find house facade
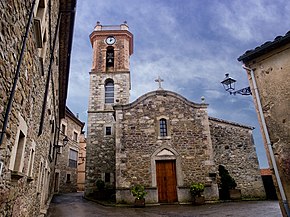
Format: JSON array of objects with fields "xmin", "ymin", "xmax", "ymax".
[
  {"xmin": 85, "ymin": 22, "xmax": 265, "ymax": 204},
  {"xmin": 238, "ymin": 31, "xmax": 290, "ymax": 217},
  {"xmin": 77, "ymin": 132, "xmax": 86, "ymax": 191},
  {"xmin": 0, "ymin": 0, "xmax": 76, "ymax": 216},
  {"xmin": 54, "ymin": 107, "xmax": 84, "ymax": 193}
]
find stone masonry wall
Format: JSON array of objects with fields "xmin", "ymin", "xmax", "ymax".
[
  {"xmin": 88, "ymin": 72, "xmax": 130, "ymax": 110},
  {"xmin": 115, "ymin": 90, "xmax": 214, "ymax": 190},
  {"xmin": 85, "ymin": 112, "xmax": 116, "ymax": 195},
  {"xmin": 0, "ymin": 1, "xmax": 62, "ymax": 216},
  {"xmin": 209, "ymin": 118, "xmax": 265, "ymax": 198}
]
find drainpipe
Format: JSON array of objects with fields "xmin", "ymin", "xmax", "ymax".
[
  {"xmin": 243, "ymin": 65, "xmax": 290, "ymax": 217},
  {"xmin": 38, "ymin": 6, "xmax": 76, "ymax": 136},
  {"xmin": 0, "ymin": 0, "xmax": 36, "ymax": 147},
  {"xmin": 38, "ymin": 11, "xmax": 62, "ymax": 136}
]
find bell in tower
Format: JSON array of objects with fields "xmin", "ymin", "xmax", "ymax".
[
  {"xmin": 90, "ymin": 22, "xmax": 133, "ymax": 73},
  {"xmin": 106, "ymin": 46, "xmax": 114, "ymax": 70}
]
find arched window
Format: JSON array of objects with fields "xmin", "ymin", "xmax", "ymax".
[
  {"xmin": 105, "ymin": 79, "xmax": 114, "ymax": 103},
  {"xmin": 159, "ymin": 118, "xmax": 167, "ymax": 137},
  {"xmin": 106, "ymin": 46, "xmax": 114, "ymax": 69}
]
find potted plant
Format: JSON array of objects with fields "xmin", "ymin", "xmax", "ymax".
[
  {"xmin": 96, "ymin": 179, "xmax": 105, "ymax": 191},
  {"xmin": 218, "ymin": 165, "xmax": 241, "ymax": 200},
  {"xmin": 131, "ymin": 184, "xmax": 147, "ymax": 207},
  {"xmin": 93, "ymin": 179, "xmax": 105, "ymax": 200},
  {"xmin": 190, "ymin": 182, "xmax": 205, "ymax": 205}
]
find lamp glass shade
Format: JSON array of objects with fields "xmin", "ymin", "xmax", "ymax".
[
  {"xmin": 221, "ymin": 74, "xmax": 236, "ymax": 91},
  {"xmin": 63, "ymin": 136, "xmax": 69, "ymax": 146}
]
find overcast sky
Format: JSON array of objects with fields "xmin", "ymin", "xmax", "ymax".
[{"xmin": 67, "ymin": 0, "xmax": 290, "ymax": 168}]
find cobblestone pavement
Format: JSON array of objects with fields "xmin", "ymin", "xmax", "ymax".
[{"xmin": 47, "ymin": 192, "xmax": 282, "ymax": 217}]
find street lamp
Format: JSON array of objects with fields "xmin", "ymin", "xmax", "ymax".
[
  {"xmin": 62, "ymin": 136, "xmax": 69, "ymax": 147},
  {"xmin": 54, "ymin": 135, "xmax": 69, "ymax": 150},
  {"xmin": 221, "ymin": 73, "xmax": 252, "ymax": 95}
]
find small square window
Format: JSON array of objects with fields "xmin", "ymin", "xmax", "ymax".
[
  {"xmin": 105, "ymin": 127, "xmax": 112, "ymax": 136},
  {"xmin": 66, "ymin": 174, "xmax": 71, "ymax": 183},
  {"xmin": 73, "ymin": 132, "xmax": 78, "ymax": 141},
  {"xmin": 105, "ymin": 173, "xmax": 110, "ymax": 182},
  {"xmin": 61, "ymin": 124, "xmax": 66, "ymax": 135}
]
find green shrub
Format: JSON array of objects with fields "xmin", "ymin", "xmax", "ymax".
[
  {"xmin": 131, "ymin": 184, "xmax": 147, "ymax": 200},
  {"xmin": 190, "ymin": 182, "xmax": 205, "ymax": 197},
  {"xmin": 96, "ymin": 179, "xmax": 105, "ymax": 191},
  {"xmin": 218, "ymin": 165, "xmax": 237, "ymax": 190}
]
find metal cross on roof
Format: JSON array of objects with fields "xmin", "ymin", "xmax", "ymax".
[{"xmin": 155, "ymin": 76, "xmax": 164, "ymax": 90}]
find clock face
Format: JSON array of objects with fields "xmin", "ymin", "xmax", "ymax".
[{"xmin": 106, "ymin": 36, "xmax": 116, "ymax": 45}]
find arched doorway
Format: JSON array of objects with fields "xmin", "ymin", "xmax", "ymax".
[{"xmin": 151, "ymin": 146, "xmax": 183, "ymax": 203}]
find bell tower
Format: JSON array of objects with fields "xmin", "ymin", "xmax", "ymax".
[
  {"xmin": 85, "ymin": 22, "xmax": 133, "ymax": 196},
  {"xmin": 89, "ymin": 21, "xmax": 133, "ymax": 110}
]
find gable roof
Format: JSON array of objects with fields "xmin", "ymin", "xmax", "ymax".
[
  {"xmin": 238, "ymin": 30, "xmax": 290, "ymax": 62},
  {"xmin": 114, "ymin": 90, "xmax": 208, "ymax": 110}
]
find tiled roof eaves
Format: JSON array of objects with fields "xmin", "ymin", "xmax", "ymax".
[
  {"xmin": 65, "ymin": 106, "xmax": 85, "ymax": 129},
  {"xmin": 209, "ymin": 116, "xmax": 254, "ymax": 130},
  {"xmin": 237, "ymin": 31, "xmax": 290, "ymax": 62},
  {"xmin": 59, "ymin": 0, "xmax": 77, "ymax": 119}
]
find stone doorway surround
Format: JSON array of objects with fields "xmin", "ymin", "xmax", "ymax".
[{"xmin": 151, "ymin": 145, "xmax": 184, "ymax": 203}]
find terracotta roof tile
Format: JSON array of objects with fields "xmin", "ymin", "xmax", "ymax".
[
  {"xmin": 238, "ymin": 30, "xmax": 290, "ymax": 62},
  {"xmin": 261, "ymin": 168, "xmax": 272, "ymax": 176}
]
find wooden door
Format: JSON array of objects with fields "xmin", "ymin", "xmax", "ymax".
[{"xmin": 156, "ymin": 160, "xmax": 177, "ymax": 203}]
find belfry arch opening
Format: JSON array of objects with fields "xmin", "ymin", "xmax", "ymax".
[{"xmin": 106, "ymin": 46, "xmax": 114, "ymax": 70}]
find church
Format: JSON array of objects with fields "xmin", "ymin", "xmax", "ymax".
[{"xmin": 85, "ymin": 22, "xmax": 265, "ymax": 204}]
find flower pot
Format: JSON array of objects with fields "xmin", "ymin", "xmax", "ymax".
[
  {"xmin": 193, "ymin": 196, "xmax": 205, "ymax": 205},
  {"xmin": 229, "ymin": 189, "xmax": 241, "ymax": 200},
  {"xmin": 134, "ymin": 198, "xmax": 145, "ymax": 207}
]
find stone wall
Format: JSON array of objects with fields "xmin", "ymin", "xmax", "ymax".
[
  {"xmin": 114, "ymin": 90, "xmax": 217, "ymax": 203},
  {"xmin": 0, "ymin": 0, "xmax": 75, "ymax": 216},
  {"xmin": 209, "ymin": 118, "xmax": 266, "ymax": 198},
  {"xmin": 88, "ymin": 72, "xmax": 130, "ymax": 110},
  {"xmin": 85, "ymin": 112, "xmax": 116, "ymax": 195}
]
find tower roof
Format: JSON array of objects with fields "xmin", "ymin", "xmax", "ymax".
[{"xmin": 89, "ymin": 22, "xmax": 133, "ymax": 55}]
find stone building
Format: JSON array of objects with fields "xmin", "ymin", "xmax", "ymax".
[
  {"xmin": 0, "ymin": 0, "xmax": 76, "ymax": 216},
  {"xmin": 238, "ymin": 31, "xmax": 290, "ymax": 216},
  {"xmin": 54, "ymin": 107, "xmax": 84, "ymax": 193},
  {"xmin": 77, "ymin": 131, "xmax": 86, "ymax": 191},
  {"xmin": 85, "ymin": 22, "xmax": 265, "ymax": 204}
]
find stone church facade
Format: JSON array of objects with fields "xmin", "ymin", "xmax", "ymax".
[{"xmin": 85, "ymin": 22, "xmax": 265, "ymax": 203}]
